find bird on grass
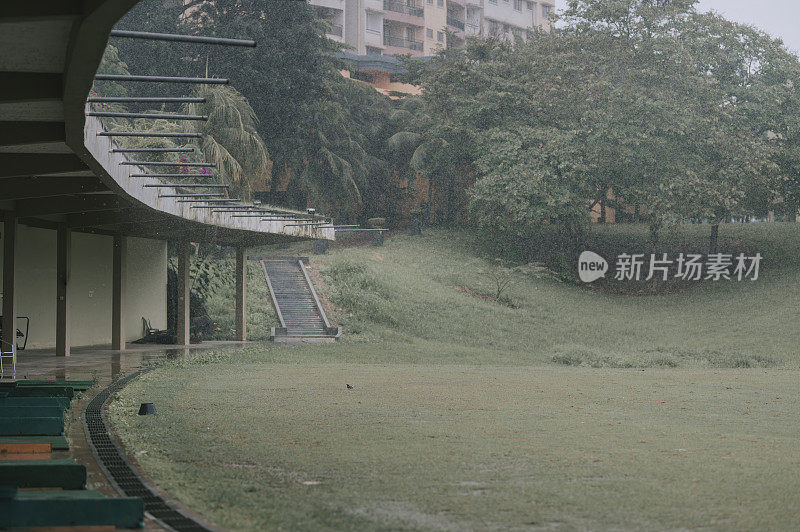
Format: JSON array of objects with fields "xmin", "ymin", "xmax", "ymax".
[{"xmin": 346, "ymin": 384, "xmax": 354, "ymax": 390}]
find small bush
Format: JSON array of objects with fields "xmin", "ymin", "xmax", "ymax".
[{"xmin": 551, "ymin": 346, "xmax": 779, "ymax": 369}]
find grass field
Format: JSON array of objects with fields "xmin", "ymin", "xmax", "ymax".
[{"xmin": 110, "ymin": 223, "xmax": 800, "ymax": 530}]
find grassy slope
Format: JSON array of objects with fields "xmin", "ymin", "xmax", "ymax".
[
  {"xmin": 312, "ymin": 224, "xmax": 800, "ymax": 368},
  {"xmin": 111, "ymin": 223, "xmax": 800, "ymax": 531}
]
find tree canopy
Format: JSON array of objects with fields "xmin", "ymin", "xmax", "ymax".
[{"xmin": 415, "ymin": 0, "xmax": 800, "ymax": 245}]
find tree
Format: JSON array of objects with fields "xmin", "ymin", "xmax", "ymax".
[
  {"xmin": 112, "ymin": 0, "xmax": 404, "ymax": 219},
  {"xmin": 386, "ymin": 96, "xmax": 468, "ymax": 224},
  {"xmin": 679, "ymin": 11, "xmax": 800, "ymax": 247},
  {"xmin": 185, "ymin": 85, "xmax": 271, "ymax": 200},
  {"xmin": 416, "ymin": 0, "xmax": 800, "ymax": 251}
]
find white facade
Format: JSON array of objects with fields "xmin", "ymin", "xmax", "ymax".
[{"xmin": 310, "ymin": 0, "xmax": 553, "ymax": 56}]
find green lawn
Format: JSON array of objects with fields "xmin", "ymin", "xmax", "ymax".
[{"xmin": 110, "ymin": 223, "xmax": 800, "ymax": 531}]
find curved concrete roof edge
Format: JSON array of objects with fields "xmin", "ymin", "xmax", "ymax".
[{"xmin": 60, "ymin": 0, "xmax": 334, "ymax": 245}]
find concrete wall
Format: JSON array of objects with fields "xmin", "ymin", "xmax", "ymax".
[
  {"xmin": 0, "ymin": 223, "xmax": 166, "ymax": 349},
  {"xmin": 123, "ymin": 236, "xmax": 167, "ymax": 342}
]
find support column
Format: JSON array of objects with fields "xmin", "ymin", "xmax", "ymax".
[
  {"xmin": 111, "ymin": 233, "xmax": 126, "ymax": 351},
  {"xmin": 56, "ymin": 223, "xmax": 71, "ymax": 356},
  {"xmin": 235, "ymin": 247, "xmax": 247, "ymax": 342},
  {"xmin": 176, "ymin": 241, "xmax": 191, "ymax": 346},
  {"xmin": 1, "ymin": 212, "xmax": 17, "ymax": 358}
]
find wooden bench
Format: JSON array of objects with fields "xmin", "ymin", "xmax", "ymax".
[
  {"xmin": 0, "ymin": 396, "xmax": 71, "ymax": 410},
  {"xmin": 0, "ymin": 405, "xmax": 63, "ymax": 418},
  {"xmin": 0, "ymin": 416, "xmax": 64, "ymax": 436},
  {"xmin": 12, "ymin": 379, "xmax": 93, "ymax": 391},
  {"xmin": 0, "ymin": 385, "xmax": 75, "ymax": 398},
  {"xmin": 0, "ymin": 489, "xmax": 144, "ymax": 529},
  {"xmin": 0, "ymin": 459, "xmax": 86, "ymax": 489},
  {"xmin": 0, "ymin": 435, "xmax": 69, "ymax": 450}
]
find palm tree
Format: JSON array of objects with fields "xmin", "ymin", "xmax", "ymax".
[{"xmin": 184, "ymin": 85, "xmax": 271, "ymax": 200}]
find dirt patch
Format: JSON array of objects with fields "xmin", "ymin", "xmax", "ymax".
[{"xmin": 453, "ymin": 286, "xmax": 517, "ymax": 308}]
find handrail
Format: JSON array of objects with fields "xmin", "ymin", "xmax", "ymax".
[
  {"xmin": 383, "ymin": 0, "xmax": 424, "ymax": 17},
  {"xmin": 383, "ymin": 34, "xmax": 424, "ymax": 51},
  {"xmin": 298, "ymin": 259, "xmax": 332, "ymax": 329},
  {"xmin": 447, "ymin": 16, "xmax": 466, "ymax": 30},
  {"xmin": 260, "ymin": 261, "xmax": 286, "ymax": 328}
]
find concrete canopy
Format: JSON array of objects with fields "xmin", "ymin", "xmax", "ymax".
[{"xmin": 0, "ymin": 1, "xmax": 334, "ymax": 247}]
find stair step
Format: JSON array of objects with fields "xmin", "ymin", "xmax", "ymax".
[{"xmin": 262, "ymin": 258, "xmax": 338, "ymax": 341}]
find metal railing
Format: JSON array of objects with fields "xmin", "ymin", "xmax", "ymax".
[
  {"xmin": 383, "ymin": 34, "xmax": 424, "ymax": 50},
  {"xmin": 383, "ymin": 0, "xmax": 424, "ymax": 17},
  {"xmin": 447, "ymin": 15, "xmax": 465, "ymax": 30}
]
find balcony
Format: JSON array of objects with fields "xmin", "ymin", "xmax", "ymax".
[
  {"xmin": 383, "ymin": 34, "xmax": 423, "ymax": 51},
  {"xmin": 447, "ymin": 15, "xmax": 466, "ymax": 30},
  {"xmin": 383, "ymin": 0, "xmax": 424, "ymax": 17},
  {"xmin": 327, "ymin": 23, "xmax": 343, "ymax": 37}
]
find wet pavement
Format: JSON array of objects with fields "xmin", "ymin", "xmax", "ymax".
[{"xmin": 12, "ymin": 341, "xmax": 247, "ymax": 531}]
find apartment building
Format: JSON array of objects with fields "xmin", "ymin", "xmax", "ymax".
[{"xmin": 310, "ymin": 0, "xmax": 554, "ymax": 57}]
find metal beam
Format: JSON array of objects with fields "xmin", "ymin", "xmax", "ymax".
[
  {"xmin": 158, "ymin": 193, "xmax": 225, "ymax": 198},
  {"xmin": 97, "ymin": 132, "xmax": 201, "ymax": 138},
  {"xmin": 142, "ymin": 183, "xmax": 228, "ymax": 188},
  {"xmin": 111, "ymin": 147, "xmax": 195, "ymax": 153},
  {"xmin": 130, "ymin": 173, "xmax": 212, "ymax": 178},
  {"xmin": 0, "ymin": 154, "xmax": 89, "ymax": 179},
  {"xmin": 94, "ymin": 74, "xmax": 228, "ymax": 84},
  {"xmin": 0, "ymin": 73, "xmax": 63, "ymax": 102},
  {"xmin": 177, "ymin": 198, "xmax": 238, "ymax": 203},
  {"xmin": 121, "ymin": 161, "xmax": 215, "ymax": 167},
  {"xmin": 0, "ymin": 177, "xmax": 106, "ymax": 200},
  {"xmin": 109, "ymin": 30, "xmax": 256, "ymax": 47},
  {"xmin": 0, "ymin": 122, "xmax": 65, "ymax": 146},
  {"xmin": 87, "ymin": 111, "xmax": 207, "ymax": 121},
  {"xmin": 88, "ymin": 97, "xmax": 205, "ymax": 103},
  {"xmin": 16, "ymin": 194, "xmax": 126, "ymax": 217}
]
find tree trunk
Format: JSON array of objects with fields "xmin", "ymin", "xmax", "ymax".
[
  {"xmin": 709, "ymin": 223, "xmax": 720, "ymax": 255},
  {"xmin": 446, "ymin": 173, "xmax": 457, "ymax": 224},
  {"xmin": 649, "ymin": 222, "xmax": 660, "ymax": 251},
  {"xmin": 570, "ymin": 220, "xmax": 586, "ymax": 253},
  {"xmin": 425, "ymin": 178, "xmax": 434, "ymax": 225},
  {"xmin": 599, "ymin": 198, "xmax": 606, "ymax": 224}
]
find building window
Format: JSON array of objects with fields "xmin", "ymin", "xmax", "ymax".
[
  {"xmin": 427, "ymin": 0, "xmax": 433, "ymax": 3},
  {"xmin": 426, "ymin": 28, "xmax": 433, "ymax": 38},
  {"xmin": 437, "ymin": 31, "xmax": 444, "ymax": 42},
  {"xmin": 514, "ymin": 0, "xmax": 522, "ymax": 10},
  {"xmin": 437, "ymin": 0, "xmax": 443, "ymax": 6},
  {"xmin": 489, "ymin": 0, "xmax": 497, "ymax": 4},
  {"xmin": 366, "ymin": 12, "xmax": 382, "ymax": 33},
  {"xmin": 366, "ymin": 46, "xmax": 382, "ymax": 55},
  {"xmin": 542, "ymin": 3, "xmax": 552, "ymax": 17},
  {"xmin": 526, "ymin": 1, "xmax": 534, "ymax": 10}
]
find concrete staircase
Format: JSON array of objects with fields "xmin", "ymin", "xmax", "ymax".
[{"xmin": 261, "ymin": 257, "xmax": 340, "ymax": 343}]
